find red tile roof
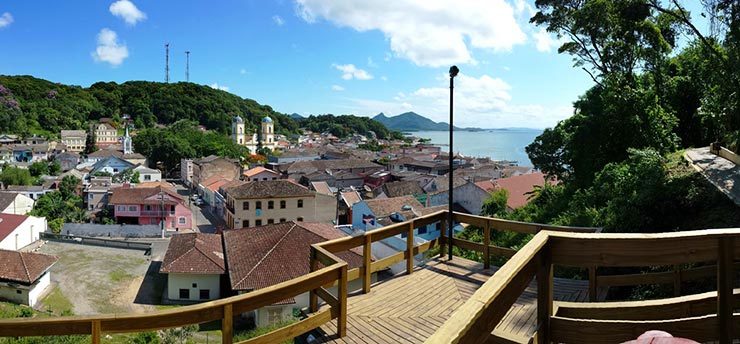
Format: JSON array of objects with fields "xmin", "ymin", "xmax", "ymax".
[
  {"xmin": 160, "ymin": 233, "xmax": 225, "ymax": 274},
  {"xmin": 223, "ymin": 221, "xmax": 364, "ymax": 291},
  {"xmin": 0, "ymin": 249, "xmax": 58, "ymax": 285},
  {"xmin": 364, "ymin": 195, "xmax": 424, "ymax": 218},
  {"xmin": 109, "ymin": 186, "xmax": 184, "ymax": 205},
  {"xmin": 243, "ymin": 166, "xmax": 280, "ymax": 178},
  {"xmin": 483, "ymin": 172, "xmax": 554, "ymax": 209},
  {"xmin": 224, "ymin": 180, "xmax": 314, "ymax": 199},
  {"xmin": 0, "ymin": 213, "xmax": 29, "ymax": 242}
]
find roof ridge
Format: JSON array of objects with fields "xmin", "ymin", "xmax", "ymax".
[
  {"xmin": 236, "ymin": 223, "xmax": 297, "ymax": 288},
  {"xmin": 163, "ymin": 235, "xmax": 199, "ymax": 271},
  {"xmin": 193, "ymin": 236, "xmax": 225, "ymax": 269},
  {"xmin": 19, "ymin": 252, "xmax": 32, "ymax": 283}
]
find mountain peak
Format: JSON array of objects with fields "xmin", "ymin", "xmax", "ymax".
[{"xmin": 372, "ymin": 111, "xmax": 451, "ymax": 131}]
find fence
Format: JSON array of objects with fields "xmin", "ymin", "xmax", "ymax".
[{"xmin": 41, "ymin": 232, "xmax": 152, "ymax": 255}]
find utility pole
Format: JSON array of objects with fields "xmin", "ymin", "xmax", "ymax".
[
  {"xmin": 165, "ymin": 43, "xmax": 170, "ymax": 83},
  {"xmin": 160, "ymin": 190, "xmax": 165, "ymax": 238},
  {"xmin": 185, "ymin": 51, "xmax": 190, "ymax": 82}
]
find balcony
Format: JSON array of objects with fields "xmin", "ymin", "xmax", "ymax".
[{"xmin": 0, "ymin": 210, "xmax": 737, "ymax": 343}]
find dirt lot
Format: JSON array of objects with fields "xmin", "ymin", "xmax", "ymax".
[{"xmin": 36, "ymin": 241, "xmax": 164, "ymax": 315}]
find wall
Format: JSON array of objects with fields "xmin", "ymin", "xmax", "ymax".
[
  {"xmin": 0, "ymin": 282, "xmax": 29, "ymax": 305},
  {"xmin": 428, "ymin": 182, "xmax": 489, "ymax": 215},
  {"xmin": 244, "ymin": 170, "xmax": 280, "ymax": 182},
  {"xmin": 226, "ymin": 193, "xmax": 336, "ymax": 229},
  {"xmin": 0, "ymin": 216, "xmax": 46, "ymax": 251},
  {"xmin": 0, "ymin": 194, "xmax": 34, "ymax": 215},
  {"xmin": 166, "ymin": 273, "xmax": 221, "ymax": 302},
  {"xmin": 27, "ymin": 271, "xmax": 51, "ymax": 307}
]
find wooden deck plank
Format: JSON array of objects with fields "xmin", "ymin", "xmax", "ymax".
[{"xmin": 316, "ymin": 256, "xmax": 596, "ymax": 343}]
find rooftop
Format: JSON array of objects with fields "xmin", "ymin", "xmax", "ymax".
[
  {"xmin": 0, "ymin": 249, "xmax": 58, "ymax": 285},
  {"xmin": 160, "ymin": 233, "xmax": 225, "ymax": 275},
  {"xmin": 224, "ymin": 180, "xmax": 315, "ymax": 199}
]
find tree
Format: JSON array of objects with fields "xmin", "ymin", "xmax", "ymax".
[
  {"xmin": 481, "ymin": 189, "xmax": 509, "ymax": 217},
  {"xmin": 28, "ymin": 161, "xmax": 49, "ymax": 177},
  {"xmin": 84, "ymin": 125, "xmax": 97, "ymax": 155},
  {"xmin": 48, "ymin": 161, "xmax": 61, "ymax": 176},
  {"xmin": 113, "ymin": 169, "xmax": 140, "ymax": 184},
  {"xmin": 0, "ymin": 166, "xmax": 33, "ymax": 186}
]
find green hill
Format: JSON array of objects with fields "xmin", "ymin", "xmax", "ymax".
[
  {"xmin": 0, "ymin": 75, "xmax": 300, "ymax": 138},
  {"xmin": 373, "ymin": 112, "xmax": 459, "ymax": 131}
]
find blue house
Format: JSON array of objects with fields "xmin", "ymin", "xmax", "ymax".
[
  {"xmin": 90, "ymin": 156, "xmax": 135, "ymax": 176},
  {"xmin": 351, "ymin": 195, "xmax": 447, "ymax": 242}
]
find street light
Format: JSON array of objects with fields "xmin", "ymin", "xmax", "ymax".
[{"xmin": 448, "ymin": 65, "xmax": 458, "ymax": 261}]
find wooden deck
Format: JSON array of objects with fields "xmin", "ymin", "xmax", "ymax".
[{"xmin": 315, "ymin": 257, "xmax": 604, "ymax": 343}]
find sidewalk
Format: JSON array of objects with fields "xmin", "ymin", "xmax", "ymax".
[{"xmin": 684, "ymin": 147, "xmax": 740, "ymax": 206}]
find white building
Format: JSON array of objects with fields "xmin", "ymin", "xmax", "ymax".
[
  {"xmin": 0, "ymin": 213, "xmax": 46, "ymax": 251},
  {"xmin": 231, "ymin": 116, "xmax": 277, "ymax": 152},
  {"xmin": 0, "ymin": 250, "xmax": 57, "ymax": 307},
  {"xmin": 160, "ymin": 233, "xmax": 225, "ymax": 303},
  {"xmin": 0, "ymin": 192, "xmax": 34, "ymax": 215},
  {"xmin": 134, "ymin": 165, "xmax": 162, "ymax": 183}
]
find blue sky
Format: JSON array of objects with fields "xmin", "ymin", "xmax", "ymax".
[{"xmin": 0, "ymin": 1, "xmax": 707, "ymax": 128}]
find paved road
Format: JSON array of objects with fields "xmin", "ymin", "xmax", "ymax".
[
  {"xmin": 685, "ymin": 147, "xmax": 740, "ymax": 206},
  {"xmin": 172, "ymin": 182, "xmax": 221, "ymax": 233}
]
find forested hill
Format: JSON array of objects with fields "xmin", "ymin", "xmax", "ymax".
[{"xmin": 0, "ymin": 75, "xmax": 301, "ymax": 137}]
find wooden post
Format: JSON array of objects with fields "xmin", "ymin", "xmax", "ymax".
[
  {"xmin": 588, "ymin": 267, "xmax": 597, "ymax": 302},
  {"xmin": 309, "ymin": 248, "xmax": 318, "ymax": 312},
  {"xmin": 222, "ymin": 304, "xmax": 233, "ymax": 344},
  {"xmin": 537, "ymin": 245, "xmax": 553, "ymax": 344},
  {"xmin": 483, "ymin": 220, "xmax": 491, "ymax": 270},
  {"xmin": 338, "ymin": 264, "xmax": 348, "ymax": 338},
  {"xmin": 717, "ymin": 237, "xmax": 733, "ymax": 344},
  {"xmin": 439, "ymin": 219, "xmax": 447, "ymax": 259},
  {"xmin": 407, "ymin": 223, "xmax": 414, "ymax": 274},
  {"xmin": 363, "ymin": 234, "xmax": 372, "ymax": 294},
  {"xmin": 91, "ymin": 320, "xmax": 101, "ymax": 344},
  {"xmin": 673, "ymin": 264, "xmax": 682, "ymax": 297}
]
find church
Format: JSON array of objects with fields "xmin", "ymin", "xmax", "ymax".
[{"xmin": 231, "ymin": 115, "xmax": 277, "ymax": 153}]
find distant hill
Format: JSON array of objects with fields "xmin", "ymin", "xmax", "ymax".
[
  {"xmin": 373, "ymin": 112, "xmax": 458, "ymax": 131},
  {"xmin": 290, "ymin": 113, "xmax": 304, "ymax": 120}
]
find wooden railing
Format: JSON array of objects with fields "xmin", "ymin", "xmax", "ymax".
[
  {"xmin": 427, "ymin": 228, "xmax": 740, "ymax": 343},
  {"xmin": 710, "ymin": 145, "xmax": 740, "ymax": 165}
]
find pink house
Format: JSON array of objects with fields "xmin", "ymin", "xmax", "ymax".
[{"xmin": 109, "ymin": 185, "xmax": 193, "ymax": 231}]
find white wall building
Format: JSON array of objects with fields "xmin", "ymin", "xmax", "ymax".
[
  {"xmin": 0, "ymin": 213, "xmax": 46, "ymax": 251},
  {"xmin": 0, "ymin": 250, "xmax": 57, "ymax": 307},
  {"xmin": 159, "ymin": 233, "xmax": 225, "ymax": 303},
  {"xmin": 0, "ymin": 192, "xmax": 34, "ymax": 215},
  {"xmin": 134, "ymin": 165, "xmax": 162, "ymax": 183}
]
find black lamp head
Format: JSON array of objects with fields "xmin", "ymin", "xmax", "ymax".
[{"xmin": 449, "ymin": 65, "xmax": 459, "ymax": 78}]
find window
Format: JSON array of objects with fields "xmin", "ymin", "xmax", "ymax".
[
  {"xmin": 256, "ymin": 201, "xmax": 262, "ymax": 210},
  {"xmin": 279, "ymin": 218, "xmax": 286, "ymax": 223},
  {"xmin": 145, "ymin": 205, "xmax": 151, "ymax": 211},
  {"xmin": 280, "ymin": 200, "xmax": 286, "ymax": 209},
  {"xmin": 199, "ymin": 289, "xmax": 210, "ymax": 300},
  {"xmin": 272, "ymin": 177, "xmax": 277, "ymax": 180},
  {"xmin": 297, "ymin": 217, "xmax": 303, "ymax": 222},
  {"xmin": 243, "ymin": 220, "xmax": 249, "ymax": 228},
  {"xmin": 178, "ymin": 217, "xmax": 186, "ymax": 224},
  {"xmin": 418, "ymin": 226, "xmax": 427, "ymax": 235},
  {"xmin": 297, "ymin": 199, "xmax": 303, "ymax": 208},
  {"xmin": 262, "ymin": 177, "xmax": 267, "ymax": 181},
  {"xmin": 118, "ymin": 205, "xmax": 124, "ymax": 211},
  {"xmin": 242, "ymin": 201, "xmax": 249, "ymax": 210},
  {"xmin": 255, "ymin": 219, "xmax": 262, "ymax": 226},
  {"xmin": 128, "ymin": 206, "xmax": 136, "ymax": 211},
  {"xmin": 268, "ymin": 201, "xmax": 274, "ymax": 209},
  {"xmin": 170, "ymin": 206, "xmax": 175, "ymax": 214},
  {"xmin": 192, "ymin": 283, "xmax": 198, "ymax": 288},
  {"xmin": 144, "ymin": 175, "xmax": 151, "ymax": 181},
  {"xmin": 16, "ymin": 290, "xmax": 21, "ymax": 294},
  {"xmin": 179, "ymin": 289, "xmax": 189, "ymax": 299},
  {"xmin": 267, "ymin": 219, "xmax": 274, "ymax": 224}
]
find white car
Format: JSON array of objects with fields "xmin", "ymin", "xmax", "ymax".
[{"xmin": 194, "ymin": 199, "xmax": 204, "ymax": 206}]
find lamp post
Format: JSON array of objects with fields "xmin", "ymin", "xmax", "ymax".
[{"xmin": 448, "ymin": 65, "xmax": 459, "ymax": 261}]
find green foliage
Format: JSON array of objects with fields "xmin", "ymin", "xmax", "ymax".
[
  {"xmin": 133, "ymin": 120, "xmax": 248, "ymax": 173},
  {"xmin": 159, "ymin": 325, "xmax": 198, "ymax": 344},
  {"xmin": 48, "ymin": 161, "xmax": 61, "ymax": 176},
  {"xmin": 301, "ymin": 114, "xmax": 401, "ymax": 140},
  {"xmin": 481, "ymin": 189, "xmax": 509, "ymax": 217},
  {"xmin": 233, "ymin": 318, "xmax": 298, "ymax": 343},
  {"xmin": 30, "ymin": 176, "xmax": 88, "ymax": 226},
  {"xmin": 113, "ymin": 169, "xmax": 140, "ymax": 184},
  {"xmin": 130, "ymin": 332, "xmax": 160, "ymax": 344},
  {"xmin": 358, "ymin": 140, "xmax": 386, "ymax": 152},
  {"xmin": 0, "ymin": 166, "xmax": 34, "ymax": 186},
  {"xmin": 28, "ymin": 161, "xmax": 49, "ymax": 177}
]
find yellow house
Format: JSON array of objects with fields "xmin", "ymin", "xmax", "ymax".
[{"xmin": 223, "ymin": 180, "xmax": 336, "ymax": 229}]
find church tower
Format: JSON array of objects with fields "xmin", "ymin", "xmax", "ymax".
[
  {"xmin": 122, "ymin": 123, "xmax": 133, "ymax": 154},
  {"xmin": 261, "ymin": 116, "xmax": 274, "ymax": 146},
  {"xmin": 232, "ymin": 116, "xmax": 246, "ymax": 145}
]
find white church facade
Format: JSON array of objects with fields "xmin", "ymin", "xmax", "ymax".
[{"xmin": 232, "ymin": 116, "xmax": 277, "ymax": 152}]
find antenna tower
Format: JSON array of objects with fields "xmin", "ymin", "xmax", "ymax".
[
  {"xmin": 185, "ymin": 51, "xmax": 191, "ymax": 82},
  {"xmin": 165, "ymin": 43, "xmax": 170, "ymax": 83}
]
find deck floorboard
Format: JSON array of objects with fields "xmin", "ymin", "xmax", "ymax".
[{"xmin": 315, "ymin": 256, "xmax": 599, "ymax": 343}]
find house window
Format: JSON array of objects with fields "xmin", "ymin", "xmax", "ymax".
[
  {"xmin": 280, "ymin": 200, "xmax": 286, "ymax": 209},
  {"xmin": 144, "ymin": 175, "xmax": 151, "ymax": 181},
  {"xmin": 279, "ymin": 218, "xmax": 286, "ymax": 223},
  {"xmin": 128, "ymin": 206, "xmax": 136, "ymax": 211},
  {"xmin": 256, "ymin": 201, "xmax": 262, "ymax": 210},
  {"xmin": 242, "ymin": 201, "xmax": 249, "ymax": 210},
  {"xmin": 170, "ymin": 206, "xmax": 175, "ymax": 215},
  {"xmin": 199, "ymin": 289, "xmax": 210, "ymax": 300},
  {"xmin": 118, "ymin": 205, "xmax": 124, "ymax": 211},
  {"xmin": 418, "ymin": 226, "xmax": 428, "ymax": 235},
  {"xmin": 179, "ymin": 289, "xmax": 189, "ymax": 299},
  {"xmin": 297, "ymin": 199, "xmax": 303, "ymax": 208},
  {"xmin": 192, "ymin": 283, "xmax": 198, "ymax": 288},
  {"xmin": 297, "ymin": 217, "xmax": 303, "ymax": 222},
  {"xmin": 268, "ymin": 201, "xmax": 274, "ymax": 209},
  {"xmin": 255, "ymin": 219, "xmax": 262, "ymax": 226},
  {"xmin": 145, "ymin": 205, "xmax": 151, "ymax": 211},
  {"xmin": 16, "ymin": 290, "xmax": 21, "ymax": 294},
  {"xmin": 272, "ymin": 177, "xmax": 277, "ymax": 180},
  {"xmin": 178, "ymin": 217, "xmax": 186, "ymax": 224},
  {"xmin": 262, "ymin": 177, "xmax": 267, "ymax": 181},
  {"xmin": 267, "ymin": 219, "xmax": 274, "ymax": 224},
  {"xmin": 243, "ymin": 220, "xmax": 249, "ymax": 228},
  {"xmin": 113, "ymin": 168, "xmax": 119, "ymax": 173}
]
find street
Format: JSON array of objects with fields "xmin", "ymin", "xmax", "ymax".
[{"xmin": 172, "ymin": 181, "xmax": 223, "ymax": 233}]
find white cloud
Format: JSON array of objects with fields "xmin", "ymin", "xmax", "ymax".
[
  {"xmin": 209, "ymin": 83, "xmax": 230, "ymax": 92},
  {"xmin": 533, "ymin": 28, "xmax": 563, "ymax": 53},
  {"xmin": 91, "ymin": 28, "xmax": 129, "ymax": 67},
  {"xmin": 332, "ymin": 63, "xmax": 373, "ymax": 80},
  {"xmin": 240, "ymin": 68, "xmax": 247, "ymax": 75},
  {"xmin": 0, "ymin": 12, "xmax": 13, "ymax": 29},
  {"xmin": 340, "ymin": 73, "xmax": 573, "ymax": 128},
  {"xmin": 109, "ymin": 0, "xmax": 146, "ymax": 25},
  {"xmin": 272, "ymin": 15, "xmax": 285, "ymax": 26},
  {"xmin": 331, "ymin": 85, "xmax": 345, "ymax": 91},
  {"xmin": 296, "ymin": 0, "xmax": 527, "ymax": 67}
]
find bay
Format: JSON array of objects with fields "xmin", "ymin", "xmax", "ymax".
[{"xmin": 410, "ymin": 129, "xmax": 543, "ymax": 167}]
